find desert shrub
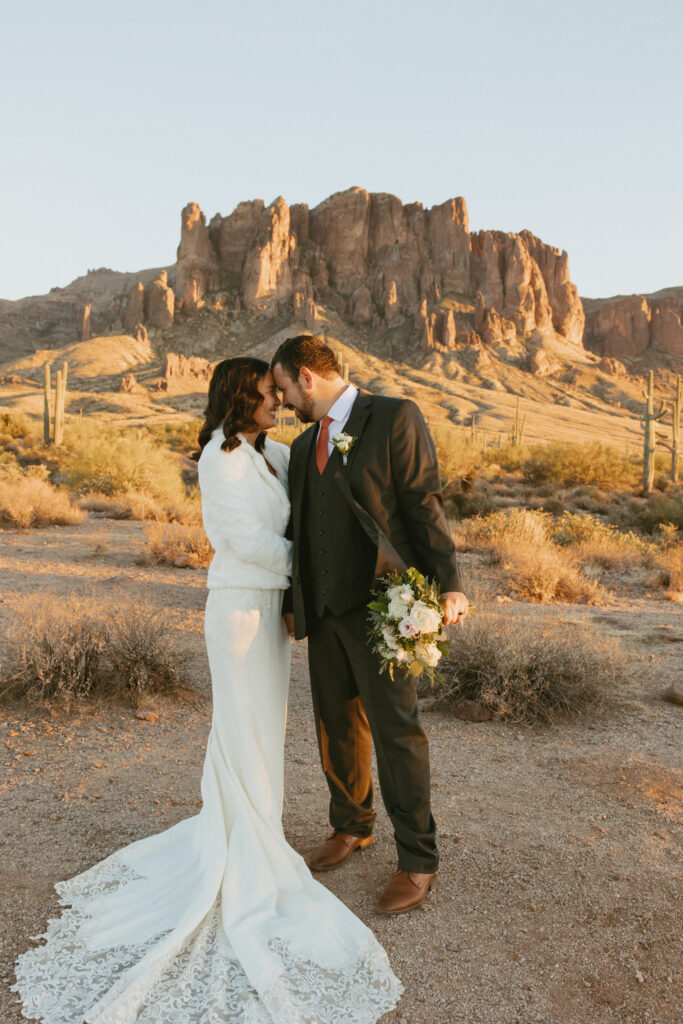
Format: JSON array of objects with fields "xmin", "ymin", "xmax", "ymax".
[
  {"xmin": 0, "ymin": 450, "xmax": 44, "ymax": 479},
  {"xmin": 611, "ymin": 491, "xmax": 683, "ymax": 533},
  {"xmin": 453, "ymin": 508, "xmax": 605, "ymax": 604},
  {"xmin": 520, "ymin": 441, "xmax": 639, "ymax": 489},
  {"xmin": 650, "ymin": 543, "xmax": 683, "ymax": 591},
  {"xmin": 57, "ymin": 420, "xmax": 187, "ymax": 506},
  {"xmin": 104, "ymin": 603, "xmax": 191, "ymax": 702},
  {"xmin": 445, "ymin": 486, "xmax": 498, "ymax": 520},
  {"xmin": 494, "ymin": 537, "xmax": 605, "ymax": 603},
  {"xmin": 432, "ymin": 427, "xmax": 483, "ymax": 483},
  {"xmin": 78, "ymin": 490, "xmax": 167, "ymax": 521},
  {"xmin": 0, "ymin": 474, "xmax": 86, "ymax": 528},
  {"xmin": 1, "ymin": 595, "xmax": 192, "ymax": 707},
  {"xmin": 78, "ymin": 489, "xmax": 202, "ymax": 525},
  {"xmin": 551, "ymin": 511, "xmax": 649, "ymax": 570},
  {"xmin": 0, "ymin": 411, "xmax": 35, "ymax": 442},
  {"xmin": 483, "ymin": 441, "xmax": 534, "ymax": 473},
  {"xmin": 145, "ymin": 418, "xmax": 204, "ymax": 454},
  {"xmin": 427, "ymin": 608, "xmax": 631, "ymax": 724},
  {"xmin": 140, "ymin": 522, "xmax": 213, "ymax": 568},
  {"xmin": 1, "ymin": 596, "xmax": 105, "ymax": 704},
  {"xmin": 455, "ymin": 506, "xmax": 553, "ymax": 552}
]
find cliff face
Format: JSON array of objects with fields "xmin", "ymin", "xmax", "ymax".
[
  {"xmin": 1, "ymin": 188, "xmax": 619, "ymax": 372},
  {"xmin": 583, "ymin": 288, "xmax": 683, "ymax": 361},
  {"xmin": 171, "ymin": 187, "xmax": 585, "ymax": 352}
]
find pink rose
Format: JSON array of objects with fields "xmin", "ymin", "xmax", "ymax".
[{"xmin": 398, "ymin": 617, "xmax": 418, "ymax": 639}]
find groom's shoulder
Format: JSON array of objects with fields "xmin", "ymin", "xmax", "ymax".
[{"xmin": 364, "ymin": 391, "xmax": 424, "ymax": 427}]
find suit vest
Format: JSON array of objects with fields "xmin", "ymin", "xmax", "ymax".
[{"xmin": 303, "ymin": 441, "xmax": 376, "ymax": 618}]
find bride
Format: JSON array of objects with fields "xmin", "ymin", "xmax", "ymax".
[{"xmin": 13, "ymin": 357, "xmax": 402, "ymax": 1024}]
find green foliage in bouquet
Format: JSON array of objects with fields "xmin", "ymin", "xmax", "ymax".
[{"xmin": 368, "ymin": 567, "xmax": 450, "ymax": 685}]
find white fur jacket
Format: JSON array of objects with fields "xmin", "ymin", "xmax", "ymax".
[{"xmin": 198, "ymin": 429, "xmax": 292, "ymax": 590}]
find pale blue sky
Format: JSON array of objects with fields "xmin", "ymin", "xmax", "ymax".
[{"xmin": 1, "ymin": 0, "xmax": 681, "ymax": 301}]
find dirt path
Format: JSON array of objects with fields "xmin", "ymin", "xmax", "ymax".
[{"xmin": 0, "ymin": 520, "xmax": 681, "ymax": 1024}]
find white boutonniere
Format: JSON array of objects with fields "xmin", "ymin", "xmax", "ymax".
[{"xmin": 331, "ymin": 432, "xmax": 356, "ymax": 466}]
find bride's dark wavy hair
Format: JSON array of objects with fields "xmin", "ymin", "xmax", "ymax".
[{"xmin": 193, "ymin": 357, "xmax": 271, "ymax": 460}]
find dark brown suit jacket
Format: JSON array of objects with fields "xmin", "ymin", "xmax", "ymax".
[{"xmin": 286, "ymin": 389, "xmax": 464, "ymax": 640}]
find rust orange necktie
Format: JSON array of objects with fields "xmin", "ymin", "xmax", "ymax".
[{"xmin": 315, "ymin": 415, "xmax": 333, "ymax": 474}]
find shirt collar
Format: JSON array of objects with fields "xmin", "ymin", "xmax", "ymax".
[{"xmin": 326, "ymin": 383, "xmax": 358, "ymax": 425}]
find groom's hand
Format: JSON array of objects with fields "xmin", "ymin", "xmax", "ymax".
[
  {"xmin": 283, "ymin": 612, "xmax": 295, "ymax": 637},
  {"xmin": 440, "ymin": 591, "xmax": 469, "ymax": 626}
]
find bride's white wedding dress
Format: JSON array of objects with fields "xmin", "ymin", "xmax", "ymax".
[{"xmin": 13, "ymin": 430, "xmax": 402, "ymax": 1024}]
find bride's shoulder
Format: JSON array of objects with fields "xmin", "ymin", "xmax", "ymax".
[
  {"xmin": 264, "ymin": 437, "xmax": 291, "ymax": 466},
  {"xmin": 199, "ymin": 432, "xmax": 249, "ymax": 479}
]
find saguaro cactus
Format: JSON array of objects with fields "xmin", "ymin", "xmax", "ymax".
[
  {"xmin": 657, "ymin": 374, "xmax": 681, "ymax": 484},
  {"xmin": 43, "ymin": 364, "xmax": 52, "ymax": 444},
  {"xmin": 672, "ymin": 375, "xmax": 681, "ymax": 483},
  {"xmin": 54, "ymin": 361, "xmax": 68, "ymax": 445},
  {"xmin": 641, "ymin": 369, "xmax": 667, "ymax": 494},
  {"xmin": 42, "ymin": 360, "xmax": 69, "ymax": 445},
  {"xmin": 509, "ymin": 397, "xmax": 526, "ymax": 446}
]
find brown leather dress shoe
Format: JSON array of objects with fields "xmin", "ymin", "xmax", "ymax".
[
  {"xmin": 308, "ymin": 831, "xmax": 374, "ymax": 872},
  {"xmin": 375, "ymin": 869, "xmax": 437, "ymax": 915}
]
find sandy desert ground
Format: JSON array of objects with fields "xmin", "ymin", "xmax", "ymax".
[{"xmin": 0, "ymin": 518, "xmax": 681, "ymax": 1024}]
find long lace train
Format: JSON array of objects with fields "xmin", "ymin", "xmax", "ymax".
[{"xmin": 12, "ymin": 588, "xmax": 402, "ymax": 1023}]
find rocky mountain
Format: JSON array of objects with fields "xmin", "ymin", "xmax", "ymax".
[
  {"xmin": 1, "ymin": 188, "xmax": 680, "ymax": 391},
  {"xmin": 171, "ymin": 189, "xmax": 585, "ymax": 354},
  {"xmin": 0, "ymin": 188, "xmax": 586, "ymax": 364},
  {"xmin": 583, "ymin": 287, "xmax": 683, "ymax": 364}
]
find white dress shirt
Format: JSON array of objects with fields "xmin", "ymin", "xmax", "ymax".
[{"xmin": 318, "ymin": 383, "xmax": 358, "ymax": 456}]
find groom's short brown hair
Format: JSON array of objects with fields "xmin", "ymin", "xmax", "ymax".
[{"xmin": 271, "ymin": 334, "xmax": 341, "ymax": 381}]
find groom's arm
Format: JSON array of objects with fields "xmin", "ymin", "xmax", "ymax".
[
  {"xmin": 389, "ymin": 399, "xmax": 464, "ymax": 596},
  {"xmin": 282, "ymin": 514, "xmax": 294, "ymax": 616}
]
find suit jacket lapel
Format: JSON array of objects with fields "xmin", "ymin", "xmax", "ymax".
[
  {"xmin": 290, "ymin": 424, "xmax": 317, "ymax": 546},
  {"xmin": 328, "ymin": 389, "xmax": 372, "ymax": 471}
]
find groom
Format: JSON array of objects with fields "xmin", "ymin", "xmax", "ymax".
[{"xmin": 271, "ymin": 335, "xmax": 468, "ymax": 915}]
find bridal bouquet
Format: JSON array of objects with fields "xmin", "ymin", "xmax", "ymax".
[{"xmin": 368, "ymin": 567, "xmax": 449, "ymax": 684}]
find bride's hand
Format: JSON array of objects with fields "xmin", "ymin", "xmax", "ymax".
[{"xmin": 283, "ymin": 612, "xmax": 295, "ymax": 637}]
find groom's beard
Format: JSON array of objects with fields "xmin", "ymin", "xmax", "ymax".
[{"xmin": 289, "ymin": 393, "xmax": 315, "ymax": 423}]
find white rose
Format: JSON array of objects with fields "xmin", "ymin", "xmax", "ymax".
[
  {"xmin": 387, "ymin": 584, "xmax": 413, "ymax": 602},
  {"xmin": 406, "ymin": 601, "xmax": 442, "ymax": 635},
  {"xmin": 393, "ymin": 647, "xmax": 410, "ymax": 663},
  {"xmin": 415, "ymin": 642, "xmax": 441, "ymax": 668},
  {"xmin": 382, "ymin": 626, "xmax": 399, "ymax": 651},
  {"xmin": 388, "ymin": 597, "xmax": 410, "ymax": 620}
]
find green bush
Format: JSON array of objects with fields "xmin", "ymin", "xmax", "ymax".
[
  {"xmin": 144, "ymin": 418, "xmax": 204, "ymax": 455},
  {"xmin": 551, "ymin": 511, "xmax": 648, "ymax": 554},
  {"xmin": 432, "ymin": 427, "xmax": 485, "ymax": 483},
  {"xmin": 0, "ymin": 411, "xmax": 36, "ymax": 441},
  {"xmin": 520, "ymin": 441, "xmax": 639, "ymax": 489},
  {"xmin": 58, "ymin": 421, "xmax": 187, "ymax": 506},
  {"xmin": 611, "ymin": 491, "xmax": 683, "ymax": 534}
]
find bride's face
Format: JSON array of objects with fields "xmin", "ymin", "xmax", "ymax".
[{"xmin": 252, "ymin": 371, "xmax": 281, "ymax": 431}]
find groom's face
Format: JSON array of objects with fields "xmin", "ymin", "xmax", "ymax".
[{"xmin": 272, "ymin": 364, "xmax": 315, "ymax": 423}]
